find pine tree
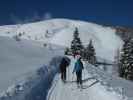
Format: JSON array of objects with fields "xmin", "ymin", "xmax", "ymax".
[
  {"xmin": 13, "ymin": 34, "xmax": 21, "ymax": 41},
  {"xmin": 81, "ymin": 46, "xmax": 87, "ymax": 60},
  {"xmin": 71, "ymin": 27, "xmax": 83, "ymax": 56},
  {"xmin": 119, "ymin": 40, "xmax": 128, "ymax": 78},
  {"xmin": 64, "ymin": 47, "xmax": 70, "ymax": 55},
  {"xmin": 85, "ymin": 40, "xmax": 96, "ymax": 64},
  {"xmin": 119, "ymin": 38, "xmax": 133, "ymax": 80}
]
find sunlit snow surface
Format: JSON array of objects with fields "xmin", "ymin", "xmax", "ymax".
[
  {"xmin": 0, "ymin": 19, "xmax": 126, "ymax": 100},
  {"xmin": 47, "ymin": 57, "xmax": 126, "ymax": 100}
]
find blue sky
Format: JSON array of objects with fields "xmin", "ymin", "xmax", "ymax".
[{"xmin": 0, "ymin": 0, "xmax": 133, "ymax": 26}]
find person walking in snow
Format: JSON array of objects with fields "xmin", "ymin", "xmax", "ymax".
[
  {"xmin": 72, "ymin": 55, "xmax": 84, "ymax": 87},
  {"xmin": 59, "ymin": 57, "xmax": 70, "ymax": 82}
]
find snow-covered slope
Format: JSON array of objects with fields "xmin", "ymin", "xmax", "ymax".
[
  {"xmin": 0, "ymin": 36, "xmax": 64, "ymax": 93},
  {"xmin": 0, "ymin": 19, "xmax": 123, "ymax": 61},
  {"xmin": 0, "ymin": 19, "xmax": 124, "ymax": 100}
]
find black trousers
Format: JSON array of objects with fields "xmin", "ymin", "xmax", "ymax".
[
  {"xmin": 61, "ymin": 69, "xmax": 66, "ymax": 81},
  {"xmin": 76, "ymin": 70, "xmax": 82, "ymax": 85}
]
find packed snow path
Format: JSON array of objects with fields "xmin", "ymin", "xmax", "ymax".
[{"xmin": 47, "ymin": 57, "xmax": 123, "ymax": 100}]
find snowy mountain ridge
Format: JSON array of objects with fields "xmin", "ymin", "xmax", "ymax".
[{"xmin": 0, "ymin": 18, "xmax": 123, "ymax": 61}]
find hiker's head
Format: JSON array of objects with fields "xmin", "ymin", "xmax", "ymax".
[{"xmin": 76, "ymin": 55, "xmax": 81, "ymax": 60}]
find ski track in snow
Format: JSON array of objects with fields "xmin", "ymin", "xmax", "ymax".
[{"xmin": 47, "ymin": 57, "xmax": 123, "ymax": 100}]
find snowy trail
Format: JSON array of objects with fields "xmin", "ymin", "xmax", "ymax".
[{"xmin": 47, "ymin": 57, "xmax": 122, "ymax": 100}]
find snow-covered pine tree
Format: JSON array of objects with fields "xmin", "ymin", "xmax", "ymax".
[
  {"xmin": 45, "ymin": 30, "xmax": 49, "ymax": 38},
  {"xmin": 64, "ymin": 47, "xmax": 70, "ymax": 55},
  {"xmin": 13, "ymin": 34, "xmax": 21, "ymax": 41},
  {"xmin": 119, "ymin": 40, "xmax": 128, "ymax": 78},
  {"xmin": 71, "ymin": 27, "xmax": 83, "ymax": 56},
  {"xmin": 81, "ymin": 46, "xmax": 87, "ymax": 60},
  {"xmin": 85, "ymin": 40, "xmax": 96, "ymax": 64},
  {"xmin": 119, "ymin": 38, "xmax": 133, "ymax": 80}
]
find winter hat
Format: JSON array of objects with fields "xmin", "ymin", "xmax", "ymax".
[{"xmin": 76, "ymin": 54, "xmax": 81, "ymax": 59}]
